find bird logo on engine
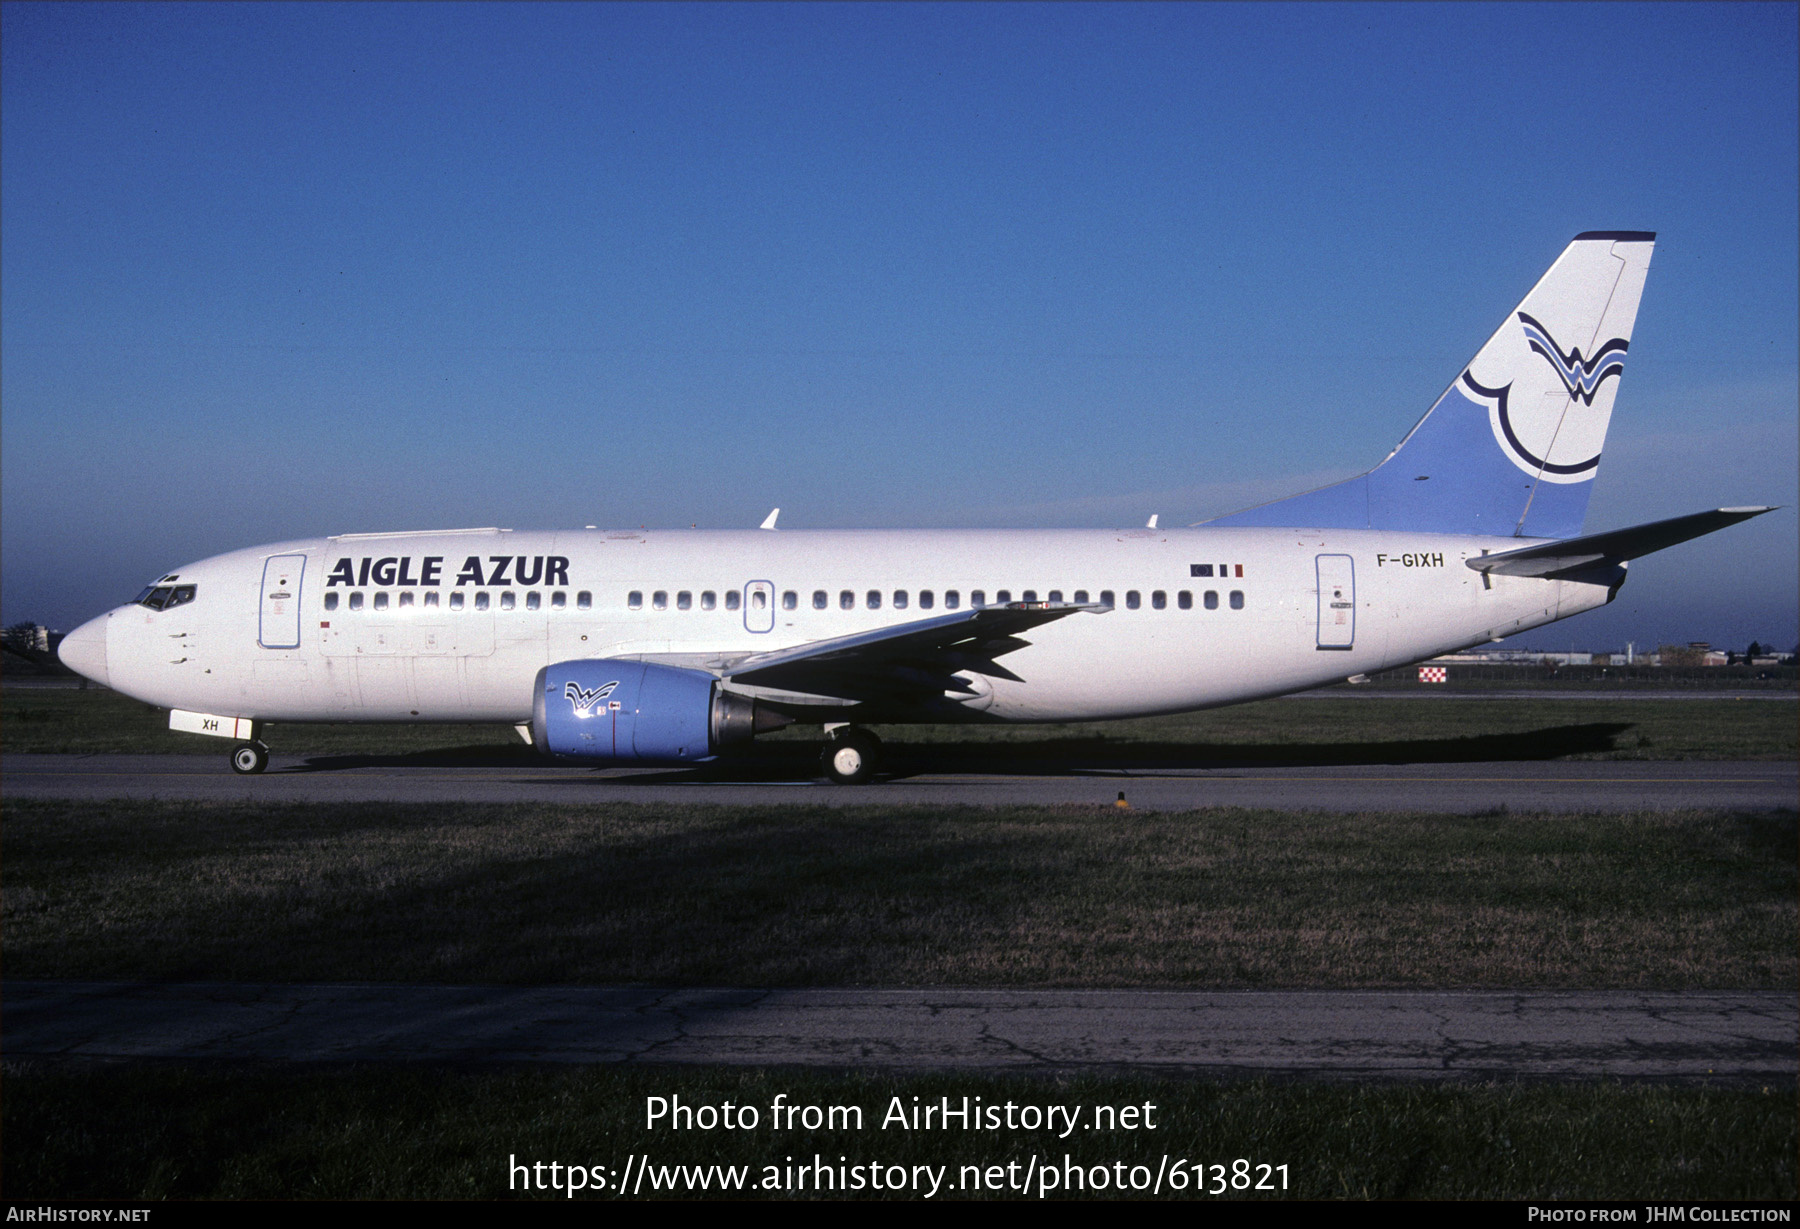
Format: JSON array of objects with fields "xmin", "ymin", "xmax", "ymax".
[{"xmin": 564, "ymin": 679, "xmax": 619, "ymax": 717}]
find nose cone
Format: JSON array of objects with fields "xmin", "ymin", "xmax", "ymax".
[{"xmin": 57, "ymin": 615, "xmax": 110, "ymax": 687}]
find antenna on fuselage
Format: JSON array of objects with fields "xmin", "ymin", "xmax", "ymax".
[
  {"xmin": 760, "ymin": 508, "xmax": 780, "ymax": 530},
  {"xmin": 1145, "ymin": 514, "xmax": 1158, "ymax": 529}
]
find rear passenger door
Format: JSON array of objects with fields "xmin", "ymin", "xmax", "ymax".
[{"xmin": 1315, "ymin": 554, "xmax": 1355, "ymax": 650}]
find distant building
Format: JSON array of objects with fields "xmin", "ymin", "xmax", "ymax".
[{"xmin": 1429, "ymin": 649, "xmax": 1592, "ymax": 666}]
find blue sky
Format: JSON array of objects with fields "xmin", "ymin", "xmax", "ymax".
[{"xmin": 4, "ymin": 2, "xmax": 1795, "ymax": 650}]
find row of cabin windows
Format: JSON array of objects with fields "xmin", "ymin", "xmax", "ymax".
[
  {"xmin": 323, "ymin": 587, "xmax": 1248, "ymax": 615},
  {"xmin": 324, "ymin": 590, "xmax": 594, "ymax": 612},
  {"xmin": 626, "ymin": 588, "xmax": 1247, "ymax": 612}
]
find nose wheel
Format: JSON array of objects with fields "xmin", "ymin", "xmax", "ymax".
[
  {"xmin": 821, "ymin": 728, "xmax": 881, "ymax": 785},
  {"xmin": 230, "ymin": 741, "xmax": 270, "ymax": 775}
]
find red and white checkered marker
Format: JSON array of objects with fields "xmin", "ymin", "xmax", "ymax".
[{"xmin": 1418, "ymin": 666, "xmax": 1447, "ymax": 683}]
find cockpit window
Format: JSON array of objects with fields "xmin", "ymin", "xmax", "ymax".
[{"xmin": 135, "ymin": 583, "xmax": 197, "ymax": 611}]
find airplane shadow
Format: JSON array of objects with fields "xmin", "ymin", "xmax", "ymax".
[
  {"xmin": 539, "ymin": 720, "xmax": 1642, "ymax": 785},
  {"xmin": 287, "ymin": 745, "xmax": 546, "ymax": 773},
  {"xmin": 284, "ymin": 721, "xmax": 1636, "ymax": 781}
]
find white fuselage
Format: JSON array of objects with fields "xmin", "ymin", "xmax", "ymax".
[{"xmin": 82, "ymin": 524, "xmax": 1613, "ymax": 726}]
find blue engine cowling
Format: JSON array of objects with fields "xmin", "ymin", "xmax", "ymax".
[{"xmin": 531, "ymin": 659, "xmax": 766, "ymax": 763}]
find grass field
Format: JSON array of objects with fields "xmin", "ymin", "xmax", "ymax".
[
  {"xmin": 6, "ymin": 687, "xmax": 1794, "ymax": 1202},
  {"xmin": 3, "ymin": 683, "xmax": 1795, "ymax": 762},
  {"xmin": 4, "ymin": 1064, "xmax": 1792, "ymax": 1200},
  {"xmin": 7, "ymin": 800, "xmax": 1792, "ymax": 987}
]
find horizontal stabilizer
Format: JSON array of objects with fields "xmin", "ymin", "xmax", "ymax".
[{"xmin": 1466, "ymin": 507, "xmax": 1776, "ymax": 578}]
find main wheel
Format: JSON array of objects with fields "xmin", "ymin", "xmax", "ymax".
[
  {"xmin": 230, "ymin": 741, "xmax": 269, "ymax": 775},
  {"xmin": 820, "ymin": 729, "xmax": 881, "ymax": 785}
]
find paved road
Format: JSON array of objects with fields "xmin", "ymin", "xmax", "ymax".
[
  {"xmin": 6, "ymin": 753, "xmax": 1794, "ymax": 811},
  {"xmin": 6, "ymin": 982, "xmax": 1790, "ymax": 1081}
]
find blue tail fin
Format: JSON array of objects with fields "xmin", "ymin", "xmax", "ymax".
[{"xmin": 1203, "ymin": 232, "xmax": 1655, "ymax": 539}]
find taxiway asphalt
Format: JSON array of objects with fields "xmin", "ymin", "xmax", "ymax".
[
  {"xmin": 11, "ymin": 751, "xmax": 1793, "ymax": 1083},
  {"xmin": 7, "ymin": 982, "xmax": 1792, "ymax": 1081},
  {"xmin": 5, "ymin": 753, "xmax": 1794, "ymax": 811}
]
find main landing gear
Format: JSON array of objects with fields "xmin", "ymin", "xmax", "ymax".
[
  {"xmin": 821, "ymin": 727, "xmax": 882, "ymax": 785},
  {"xmin": 230, "ymin": 740, "xmax": 270, "ymax": 775}
]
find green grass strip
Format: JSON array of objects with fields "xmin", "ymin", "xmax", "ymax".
[{"xmin": 7, "ymin": 801, "xmax": 1792, "ymax": 987}]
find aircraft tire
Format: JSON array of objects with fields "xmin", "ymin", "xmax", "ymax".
[
  {"xmin": 230, "ymin": 741, "xmax": 269, "ymax": 775},
  {"xmin": 821, "ymin": 729, "xmax": 880, "ymax": 785}
]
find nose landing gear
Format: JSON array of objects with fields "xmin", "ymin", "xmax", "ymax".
[
  {"xmin": 821, "ymin": 727, "xmax": 882, "ymax": 785},
  {"xmin": 230, "ymin": 741, "xmax": 270, "ymax": 775}
]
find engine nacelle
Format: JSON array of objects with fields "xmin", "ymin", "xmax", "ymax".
[{"xmin": 531, "ymin": 659, "xmax": 775, "ymax": 763}]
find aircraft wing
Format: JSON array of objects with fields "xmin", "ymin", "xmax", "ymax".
[
  {"xmin": 1466, "ymin": 507, "xmax": 1777, "ymax": 579},
  {"xmin": 717, "ymin": 602, "xmax": 1102, "ymax": 702}
]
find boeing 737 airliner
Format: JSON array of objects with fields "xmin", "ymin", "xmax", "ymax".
[{"xmin": 57, "ymin": 233, "xmax": 1773, "ymax": 781}]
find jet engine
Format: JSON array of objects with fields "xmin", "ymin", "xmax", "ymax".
[{"xmin": 531, "ymin": 659, "xmax": 786, "ymax": 763}]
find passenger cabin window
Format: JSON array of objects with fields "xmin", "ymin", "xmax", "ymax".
[
  {"xmin": 349, "ymin": 592, "xmax": 364, "ymax": 610},
  {"xmin": 996, "ymin": 590, "xmax": 1011, "ymax": 604},
  {"xmin": 1126, "ymin": 591, "xmax": 1141, "ymax": 610},
  {"xmin": 970, "ymin": 590, "xmax": 985, "ymax": 608},
  {"xmin": 1230, "ymin": 590, "xmax": 1245, "ymax": 609},
  {"xmin": 1074, "ymin": 590, "xmax": 1089, "ymax": 604},
  {"xmin": 1100, "ymin": 590, "xmax": 1114, "ymax": 608},
  {"xmin": 551, "ymin": 591, "xmax": 566, "ymax": 609},
  {"xmin": 944, "ymin": 590, "xmax": 959, "ymax": 609},
  {"xmin": 450, "ymin": 592, "xmax": 465, "ymax": 610},
  {"xmin": 526, "ymin": 592, "xmax": 541, "ymax": 610},
  {"xmin": 475, "ymin": 592, "xmax": 490, "ymax": 610},
  {"xmin": 813, "ymin": 590, "xmax": 828, "ymax": 610},
  {"xmin": 653, "ymin": 591, "xmax": 668, "ymax": 610},
  {"xmin": 1152, "ymin": 591, "xmax": 1166, "ymax": 610},
  {"xmin": 840, "ymin": 590, "xmax": 854, "ymax": 610},
  {"xmin": 701, "ymin": 591, "xmax": 716, "ymax": 610},
  {"xmin": 919, "ymin": 590, "xmax": 934, "ymax": 610},
  {"xmin": 500, "ymin": 592, "xmax": 516, "ymax": 610},
  {"xmin": 425, "ymin": 591, "xmax": 440, "ymax": 608},
  {"xmin": 628, "ymin": 591, "xmax": 643, "ymax": 610},
  {"xmin": 1048, "ymin": 590, "xmax": 1062, "ymax": 603},
  {"xmin": 399, "ymin": 592, "xmax": 414, "ymax": 608},
  {"xmin": 893, "ymin": 590, "xmax": 908, "ymax": 609},
  {"xmin": 1178, "ymin": 590, "xmax": 1192, "ymax": 610},
  {"xmin": 324, "ymin": 592, "xmax": 339, "ymax": 611},
  {"xmin": 866, "ymin": 590, "xmax": 881, "ymax": 610},
  {"xmin": 677, "ymin": 591, "xmax": 692, "ymax": 610},
  {"xmin": 725, "ymin": 590, "xmax": 741, "ymax": 611},
  {"xmin": 374, "ymin": 592, "xmax": 389, "ymax": 610},
  {"xmin": 782, "ymin": 591, "xmax": 797, "ymax": 610},
  {"xmin": 1022, "ymin": 590, "xmax": 1037, "ymax": 603},
  {"xmin": 1204, "ymin": 590, "xmax": 1218, "ymax": 609},
  {"xmin": 577, "ymin": 591, "xmax": 592, "ymax": 610},
  {"xmin": 751, "ymin": 589, "xmax": 767, "ymax": 609}
]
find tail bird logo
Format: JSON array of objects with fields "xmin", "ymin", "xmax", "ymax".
[
  {"xmin": 1517, "ymin": 312, "xmax": 1628, "ymax": 405},
  {"xmin": 564, "ymin": 679, "xmax": 619, "ymax": 717}
]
